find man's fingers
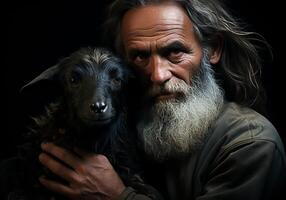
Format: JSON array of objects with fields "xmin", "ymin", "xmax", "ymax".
[
  {"xmin": 39, "ymin": 176, "xmax": 76, "ymax": 198},
  {"xmin": 73, "ymin": 149, "xmax": 112, "ymax": 169},
  {"xmin": 73, "ymin": 147, "xmax": 92, "ymax": 158},
  {"xmin": 41, "ymin": 142, "xmax": 81, "ymax": 168},
  {"xmin": 39, "ymin": 153, "xmax": 80, "ymax": 183}
]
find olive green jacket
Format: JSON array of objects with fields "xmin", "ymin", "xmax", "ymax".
[{"xmin": 118, "ymin": 102, "xmax": 286, "ymax": 200}]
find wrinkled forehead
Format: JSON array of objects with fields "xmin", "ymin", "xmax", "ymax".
[{"xmin": 121, "ymin": 2, "xmax": 191, "ymax": 37}]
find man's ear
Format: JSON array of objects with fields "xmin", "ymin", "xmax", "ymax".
[{"xmin": 209, "ymin": 35, "xmax": 223, "ymax": 64}]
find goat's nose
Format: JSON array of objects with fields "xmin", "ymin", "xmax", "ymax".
[{"xmin": 90, "ymin": 102, "xmax": 108, "ymax": 113}]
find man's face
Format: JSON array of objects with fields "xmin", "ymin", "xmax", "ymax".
[
  {"xmin": 120, "ymin": 2, "xmax": 224, "ymax": 160},
  {"xmin": 121, "ymin": 2, "xmax": 203, "ymax": 103}
]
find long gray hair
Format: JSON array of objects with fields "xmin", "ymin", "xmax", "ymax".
[{"xmin": 103, "ymin": 0, "xmax": 271, "ymax": 113}]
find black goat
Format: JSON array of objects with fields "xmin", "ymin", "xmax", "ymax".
[
  {"xmin": 27, "ymin": 47, "xmax": 130, "ymax": 155},
  {"xmin": 0, "ymin": 47, "xmax": 162, "ymax": 200}
]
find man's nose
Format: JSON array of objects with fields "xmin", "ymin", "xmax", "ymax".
[{"xmin": 149, "ymin": 55, "xmax": 172, "ymax": 84}]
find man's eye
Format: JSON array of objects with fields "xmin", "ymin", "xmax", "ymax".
[
  {"xmin": 130, "ymin": 53, "xmax": 149, "ymax": 67},
  {"xmin": 135, "ymin": 54, "xmax": 148, "ymax": 62},
  {"xmin": 168, "ymin": 50, "xmax": 184, "ymax": 62},
  {"xmin": 135, "ymin": 54, "xmax": 146, "ymax": 61}
]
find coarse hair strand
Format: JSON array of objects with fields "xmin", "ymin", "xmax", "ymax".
[{"xmin": 103, "ymin": 0, "xmax": 272, "ymax": 113}]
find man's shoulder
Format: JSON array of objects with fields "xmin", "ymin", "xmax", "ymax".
[
  {"xmin": 191, "ymin": 102, "xmax": 286, "ymax": 200},
  {"xmin": 209, "ymin": 101, "xmax": 285, "ymax": 153}
]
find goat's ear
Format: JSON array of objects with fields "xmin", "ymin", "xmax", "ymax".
[
  {"xmin": 20, "ymin": 65, "xmax": 62, "ymax": 115},
  {"xmin": 20, "ymin": 65, "xmax": 60, "ymax": 92}
]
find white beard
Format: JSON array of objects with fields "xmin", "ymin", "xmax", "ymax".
[{"xmin": 137, "ymin": 50, "xmax": 224, "ymax": 161}]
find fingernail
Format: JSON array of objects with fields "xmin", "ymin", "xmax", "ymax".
[
  {"xmin": 41, "ymin": 142, "xmax": 48, "ymax": 149},
  {"xmin": 39, "ymin": 153, "xmax": 45, "ymax": 162},
  {"xmin": 39, "ymin": 175, "xmax": 46, "ymax": 183},
  {"xmin": 39, "ymin": 175, "xmax": 45, "ymax": 179}
]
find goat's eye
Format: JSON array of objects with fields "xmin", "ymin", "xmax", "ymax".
[
  {"xmin": 109, "ymin": 68, "xmax": 122, "ymax": 87},
  {"xmin": 69, "ymin": 72, "xmax": 81, "ymax": 85},
  {"xmin": 111, "ymin": 78, "xmax": 121, "ymax": 87}
]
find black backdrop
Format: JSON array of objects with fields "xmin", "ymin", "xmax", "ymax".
[{"xmin": 2, "ymin": 1, "xmax": 285, "ymax": 159}]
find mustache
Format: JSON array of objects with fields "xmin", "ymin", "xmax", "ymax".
[{"xmin": 145, "ymin": 78, "xmax": 190, "ymax": 99}]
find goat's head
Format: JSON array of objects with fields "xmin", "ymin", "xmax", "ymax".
[{"xmin": 22, "ymin": 47, "xmax": 129, "ymax": 129}]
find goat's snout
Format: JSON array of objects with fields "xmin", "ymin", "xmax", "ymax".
[{"xmin": 90, "ymin": 101, "xmax": 108, "ymax": 113}]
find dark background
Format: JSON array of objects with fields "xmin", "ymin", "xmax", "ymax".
[{"xmin": 2, "ymin": 1, "xmax": 285, "ymax": 160}]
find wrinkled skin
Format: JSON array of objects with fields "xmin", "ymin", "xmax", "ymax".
[
  {"xmin": 121, "ymin": 2, "xmax": 221, "ymax": 103},
  {"xmin": 39, "ymin": 2, "xmax": 221, "ymax": 199},
  {"xmin": 39, "ymin": 143, "xmax": 125, "ymax": 200}
]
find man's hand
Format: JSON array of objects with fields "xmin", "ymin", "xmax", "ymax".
[{"xmin": 38, "ymin": 143, "xmax": 126, "ymax": 200}]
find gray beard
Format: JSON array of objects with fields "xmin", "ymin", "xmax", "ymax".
[{"xmin": 137, "ymin": 50, "xmax": 224, "ymax": 161}]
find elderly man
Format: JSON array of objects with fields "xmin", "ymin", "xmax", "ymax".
[{"xmin": 38, "ymin": 0, "xmax": 286, "ymax": 199}]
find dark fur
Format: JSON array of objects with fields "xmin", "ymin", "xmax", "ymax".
[
  {"xmin": 0, "ymin": 47, "xmax": 163, "ymax": 200},
  {"xmin": 30, "ymin": 47, "xmax": 130, "ymax": 156}
]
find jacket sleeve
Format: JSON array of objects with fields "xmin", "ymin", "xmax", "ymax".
[
  {"xmin": 196, "ymin": 139, "xmax": 286, "ymax": 200},
  {"xmin": 116, "ymin": 187, "xmax": 152, "ymax": 200},
  {"xmin": 116, "ymin": 180, "xmax": 165, "ymax": 200}
]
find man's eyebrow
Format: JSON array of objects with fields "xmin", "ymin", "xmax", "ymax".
[
  {"xmin": 127, "ymin": 48, "xmax": 150, "ymax": 58},
  {"xmin": 159, "ymin": 41, "xmax": 190, "ymax": 55}
]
